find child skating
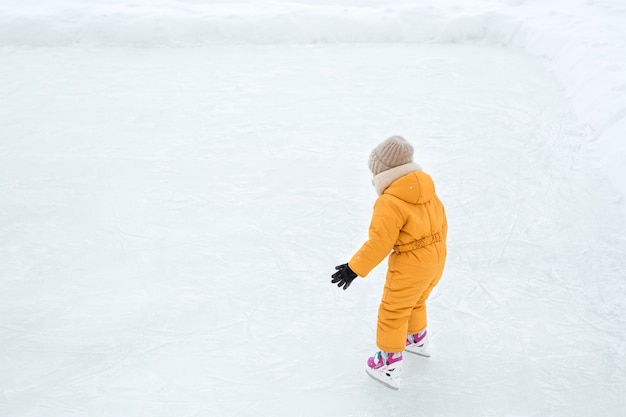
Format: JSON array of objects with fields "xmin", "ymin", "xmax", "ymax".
[{"xmin": 331, "ymin": 136, "xmax": 448, "ymax": 390}]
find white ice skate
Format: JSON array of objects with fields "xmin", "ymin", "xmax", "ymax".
[
  {"xmin": 365, "ymin": 351, "xmax": 403, "ymax": 390},
  {"xmin": 405, "ymin": 330, "xmax": 431, "ymax": 357}
]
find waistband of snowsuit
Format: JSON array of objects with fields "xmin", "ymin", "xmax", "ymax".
[{"xmin": 392, "ymin": 233, "xmax": 441, "ymax": 254}]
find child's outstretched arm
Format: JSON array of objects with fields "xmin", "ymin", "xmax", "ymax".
[
  {"xmin": 348, "ymin": 196, "xmax": 403, "ymax": 277},
  {"xmin": 330, "ymin": 196, "xmax": 403, "ymax": 290}
]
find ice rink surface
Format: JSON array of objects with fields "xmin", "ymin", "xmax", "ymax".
[{"xmin": 1, "ymin": 2, "xmax": 626, "ymax": 417}]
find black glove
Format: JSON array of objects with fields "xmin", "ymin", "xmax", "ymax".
[{"xmin": 331, "ymin": 263, "xmax": 358, "ymax": 290}]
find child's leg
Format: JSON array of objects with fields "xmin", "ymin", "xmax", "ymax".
[
  {"xmin": 407, "ymin": 266, "xmax": 444, "ymax": 334},
  {"xmin": 376, "ymin": 299, "xmax": 414, "ymax": 352},
  {"xmin": 376, "ymin": 268, "xmax": 431, "ymax": 352}
]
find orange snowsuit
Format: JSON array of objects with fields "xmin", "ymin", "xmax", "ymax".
[{"xmin": 348, "ymin": 170, "xmax": 447, "ymax": 353}]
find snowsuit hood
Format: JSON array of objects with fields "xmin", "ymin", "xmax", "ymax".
[{"xmin": 383, "ymin": 170, "xmax": 436, "ymax": 206}]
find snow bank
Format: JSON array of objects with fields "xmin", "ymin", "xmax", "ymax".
[
  {"xmin": 506, "ymin": 3, "xmax": 626, "ymax": 207},
  {"xmin": 0, "ymin": 2, "xmax": 523, "ymax": 47},
  {"xmin": 1, "ymin": 0, "xmax": 624, "ymax": 207}
]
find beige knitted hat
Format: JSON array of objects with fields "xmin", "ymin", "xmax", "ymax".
[{"xmin": 368, "ymin": 136, "xmax": 414, "ymax": 175}]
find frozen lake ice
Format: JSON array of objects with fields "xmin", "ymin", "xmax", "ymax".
[{"xmin": 1, "ymin": 41, "xmax": 625, "ymax": 416}]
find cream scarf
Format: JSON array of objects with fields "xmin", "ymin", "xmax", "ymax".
[{"xmin": 372, "ymin": 162, "xmax": 423, "ymax": 196}]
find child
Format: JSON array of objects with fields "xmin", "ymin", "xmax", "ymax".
[{"xmin": 331, "ymin": 136, "xmax": 447, "ymax": 390}]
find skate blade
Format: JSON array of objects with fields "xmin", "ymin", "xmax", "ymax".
[
  {"xmin": 405, "ymin": 344, "xmax": 431, "ymax": 357},
  {"xmin": 365, "ymin": 368, "xmax": 400, "ymax": 390}
]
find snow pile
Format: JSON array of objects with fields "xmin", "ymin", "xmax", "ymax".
[
  {"xmin": 0, "ymin": 2, "xmax": 524, "ymax": 46},
  {"xmin": 508, "ymin": 2, "xmax": 626, "ymax": 203}
]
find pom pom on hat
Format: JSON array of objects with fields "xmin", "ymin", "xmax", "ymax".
[{"xmin": 368, "ymin": 136, "xmax": 414, "ymax": 176}]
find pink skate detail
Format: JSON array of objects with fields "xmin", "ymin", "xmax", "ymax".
[
  {"xmin": 367, "ymin": 351, "xmax": 402, "ymax": 370},
  {"xmin": 367, "ymin": 354, "xmax": 383, "ymax": 370},
  {"xmin": 387, "ymin": 352, "xmax": 402, "ymax": 365},
  {"xmin": 406, "ymin": 330, "xmax": 427, "ymax": 346}
]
